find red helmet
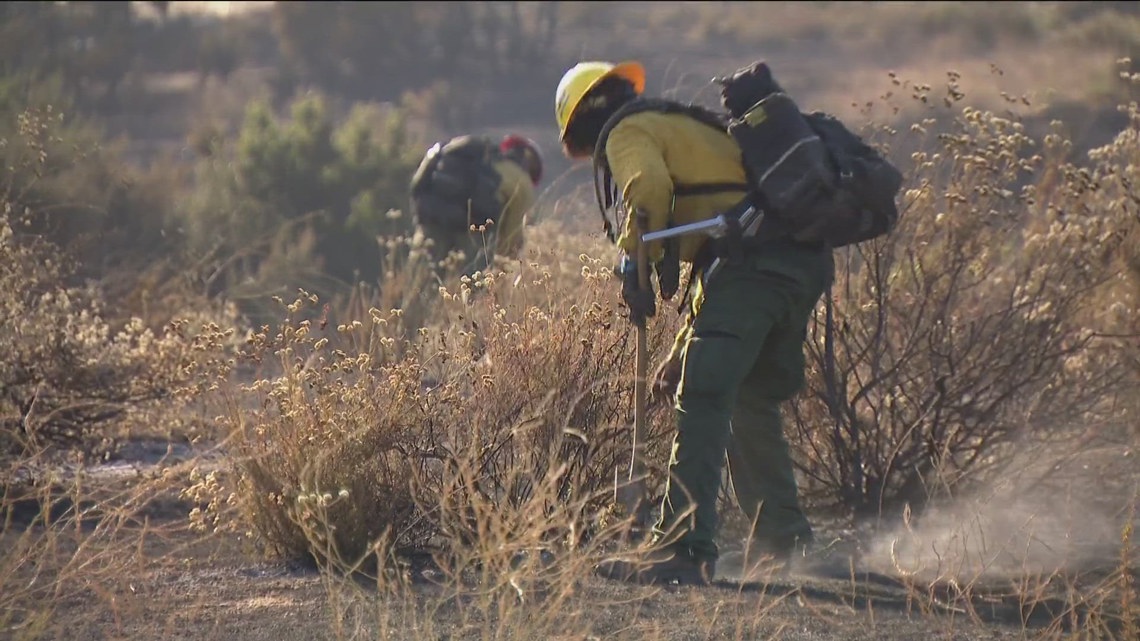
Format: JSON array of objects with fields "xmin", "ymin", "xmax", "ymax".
[{"xmin": 500, "ymin": 134, "xmax": 544, "ymax": 186}]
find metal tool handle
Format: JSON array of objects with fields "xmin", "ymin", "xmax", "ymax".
[
  {"xmin": 641, "ymin": 214, "xmax": 729, "ymax": 243},
  {"xmin": 631, "ymin": 211, "xmax": 650, "ymax": 516}
]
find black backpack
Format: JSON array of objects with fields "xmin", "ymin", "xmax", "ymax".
[
  {"xmin": 593, "ymin": 61, "xmax": 903, "ymax": 251},
  {"xmin": 410, "ymin": 135, "xmax": 505, "ymax": 230}
]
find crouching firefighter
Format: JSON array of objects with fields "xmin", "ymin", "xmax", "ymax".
[
  {"xmin": 409, "ymin": 134, "xmax": 543, "ymax": 283},
  {"xmin": 553, "ymin": 60, "xmax": 902, "ymax": 585}
]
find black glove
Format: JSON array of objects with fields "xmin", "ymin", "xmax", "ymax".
[
  {"xmin": 620, "ymin": 262, "xmax": 656, "ymax": 327},
  {"xmin": 654, "ymin": 238, "xmax": 681, "ymax": 301}
]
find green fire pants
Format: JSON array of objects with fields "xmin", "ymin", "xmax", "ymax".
[{"xmin": 656, "ymin": 241, "xmax": 834, "ymax": 561}]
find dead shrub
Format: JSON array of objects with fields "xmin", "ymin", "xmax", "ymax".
[
  {"xmin": 788, "ymin": 74, "xmax": 1138, "ymax": 523},
  {"xmin": 0, "ymin": 201, "xmax": 236, "ymax": 460},
  {"xmin": 0, "ymin": 104, "xmax": 244, "ymax": 460},
  {"xmin": 205, "ymin": 237, "xmax": 680, "ymax": 567}
]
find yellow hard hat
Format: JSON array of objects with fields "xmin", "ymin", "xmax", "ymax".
[{"xmin": 554, "ymin": 60, "xmax": 646, "ymax": 141}]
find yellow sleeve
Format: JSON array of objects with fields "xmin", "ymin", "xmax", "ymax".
[
  {"xmin": 493, "ymin": 161, "xmax": 535, "ymax": 260},
  {"xmin": 605, "ymin": 117, "xmax": 674, "ymax": 262},
  {"xmin": 668, "ymin": 278, "xmax": 704, "ymax": 361},
  {"xmin": 667, "ymin": 317, "xmax": 692, "ymax": 362}
]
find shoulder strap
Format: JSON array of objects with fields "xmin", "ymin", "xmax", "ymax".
[
  {"xmin": 592, "ymin": 98, "xmax": 729, "ymax": 167},
  {"xmin": 410, "ymin": 141, "xmax": 444, "ymax": 196}
]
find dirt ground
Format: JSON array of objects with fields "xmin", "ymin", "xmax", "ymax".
[
  {"xmin": 8, "ymin": 526, "xmax": 1068, "ymax": 641},
  {"xmin": 5, "ymin": 438, "xmax": 1135, "ymax": 641}
]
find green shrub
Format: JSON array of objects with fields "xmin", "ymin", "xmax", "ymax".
[{"xmin": 178, "ymin": 93, "xmax": 422, "ymax": 324}]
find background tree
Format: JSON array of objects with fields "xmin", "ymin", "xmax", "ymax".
[
  {"xmin": 177, "ymin": 93, "xmax": 422, "ymax": 320},
  {"xmin": 0, "ymin": 2, "xmax": 139, "ymax": 109},
  {"xmin": 196, "ymin": 29, "xmax": 241, "ymax": 87},
  {"xmin": 271, "ymin": 2, "xmax": 561, "ymax": 104}
]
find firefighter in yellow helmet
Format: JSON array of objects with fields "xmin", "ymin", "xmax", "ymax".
[{"xmin": 555, "ymin": 61, "xmax": 835, "ymax": 585}]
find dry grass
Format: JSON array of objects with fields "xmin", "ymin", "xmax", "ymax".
[
  {"xmin": 197, "ymin": 225, "xmax": 682, "ymax": 566},
  {"xmin": 3, "ymin": 50, "xmax": 1140, "ymax": 641}
]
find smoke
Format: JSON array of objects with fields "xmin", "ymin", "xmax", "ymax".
[
  {"xmin": 860, "ymin": 462, "xmax": 1136, "ymax": 582},
  {"xmin": 714, "ymin": 443, "xmax": 1137, "ymax": 584}
]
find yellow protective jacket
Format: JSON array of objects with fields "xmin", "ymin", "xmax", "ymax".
[
  {"xmin": 491, "ymin": 159, "xmax": 535, "ymax": 259},
  {"xmin": 605, "ymin": 110, "xmax": 750, "ymax": 360}
]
